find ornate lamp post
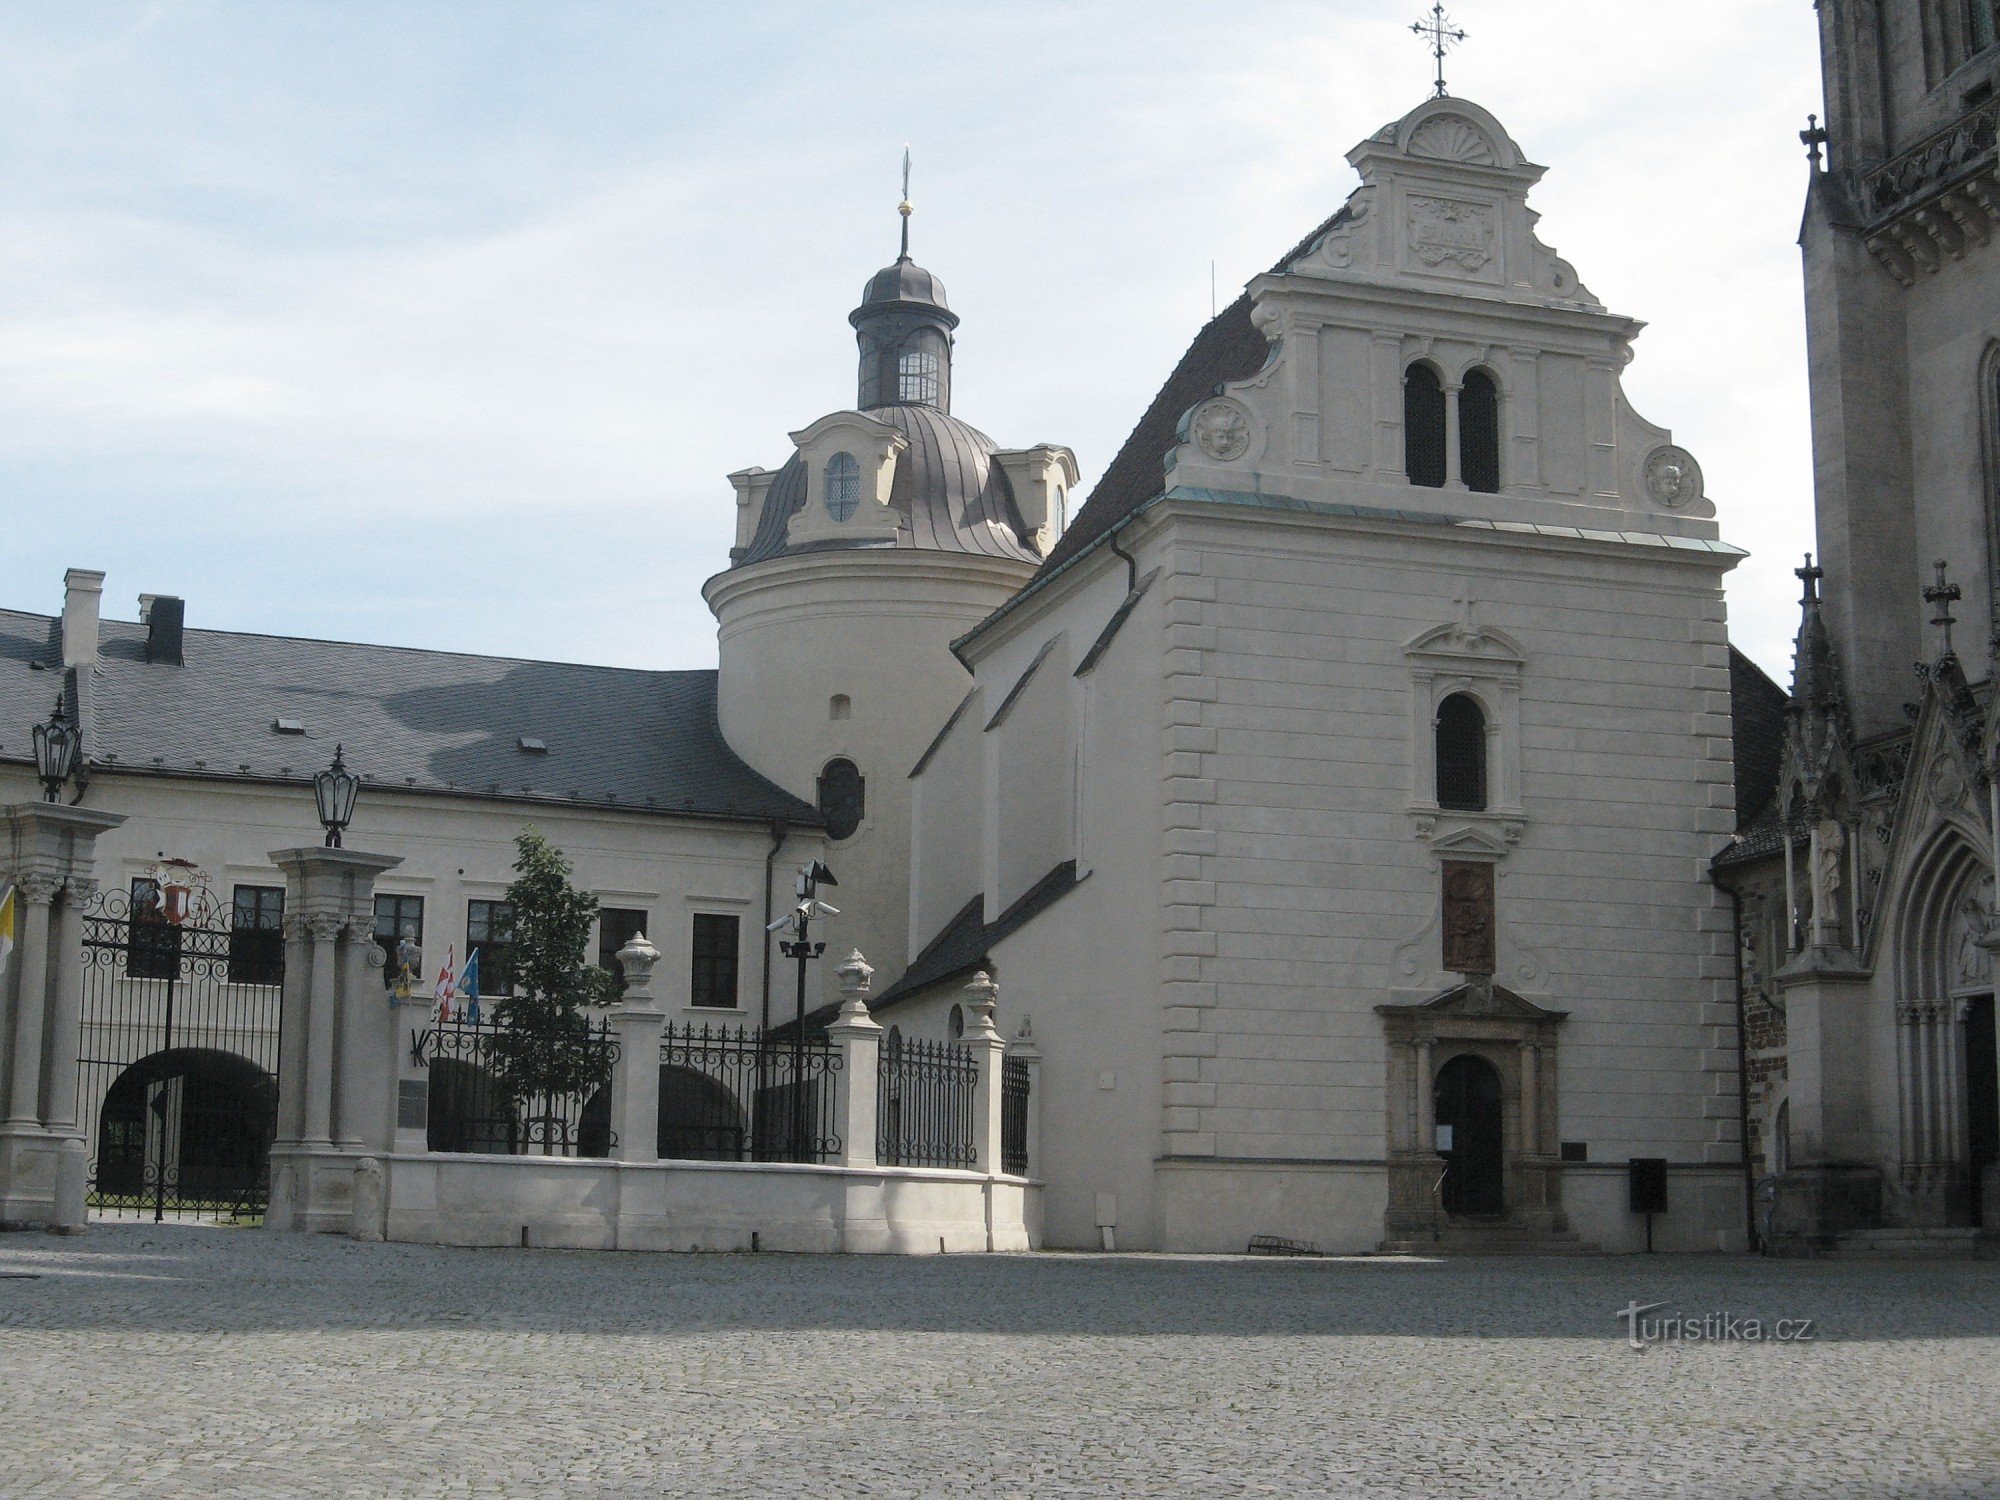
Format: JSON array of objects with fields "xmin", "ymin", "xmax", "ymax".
[
  {"xmin": 31, "ymin": 695, "xmax": 78, "ymax": 802},
  {"xmin": 312, "ymin": 744, "xmax": 360, "ymax": 847},
  {"xmin": 773, "ymin": 860, "xmax": 838, "ymax": 1161}
]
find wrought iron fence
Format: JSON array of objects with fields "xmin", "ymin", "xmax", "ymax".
[
  {"xmin": 1001, "ymin": 1055, "xmax": 1031, "ymax": 1176},
  {"xmin": 877, "ymin": 1032, "xmax": 976, "ymax": 1169},
  {"xmin": 658, "ymin": 1021, "xmax": 841, "ymax": 1164},
  {"xmin": 416, "ymin": 1012, "xmax": 618, "ymax": 1158}
]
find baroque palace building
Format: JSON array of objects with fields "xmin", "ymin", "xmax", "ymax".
[{"xmin": 7, "ymin": 10, "xmax": 1991, "ymax": 1254}]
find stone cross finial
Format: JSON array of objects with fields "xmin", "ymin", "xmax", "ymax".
[
  {"xmin": 1800, "ymin": 114, "xmax": 1828, "ymax": 169},
  {"xmin": 1795, "ymin": 552, "xmax": 1822, "ymax": 604},
  {"xmin": 1924, "ymin": 559, "xmax": 1962, "ymax": 660}
]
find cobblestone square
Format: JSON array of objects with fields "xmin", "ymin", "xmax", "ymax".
[{"xmin": 1, "ymin": 1227, "xmax": 1996, "ymax": 1497}]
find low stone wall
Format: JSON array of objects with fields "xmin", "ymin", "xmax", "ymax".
[{"xmin": 370, "ymin": 1152, "xmax": 1038, "ymax": 1254}]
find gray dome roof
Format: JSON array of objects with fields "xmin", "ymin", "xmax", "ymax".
[
  {"xmin": 737, "ymin": 404, "xmax": 1041, "ymax": 568},
  {"xmin": 855, "ymin": 256, "xmax": 956, "ymax": 323}
]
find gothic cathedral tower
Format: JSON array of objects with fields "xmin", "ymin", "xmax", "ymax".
[{"xmin": 705, "ymin": 216, "xmax": 1077, "ymax": 1002}]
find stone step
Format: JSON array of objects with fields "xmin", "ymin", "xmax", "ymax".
[
  {"xmin": 1823, "ymin": 1226, "xmax": 1991, "ymax": 1259},
  {"xmin": 1379, "ymin": 1225, "xmax": 1601, "ymax": 1256}
]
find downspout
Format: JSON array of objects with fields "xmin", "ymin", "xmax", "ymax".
[
  {"xmin": 761, "ymin": 818, "xmax": 787, "ymax": 1035},
  {"xmin": 1729, "ymin": 884, "xmax": 1758, "ymax": 1252},
  {"xmin": 1108, "ymin": 524, "xmax": 1139, "ymax": 594}
]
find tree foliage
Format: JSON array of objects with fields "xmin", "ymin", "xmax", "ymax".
[{"xmin": 483, "ymin": 828, "xmax": 619, "ymax": 1106}]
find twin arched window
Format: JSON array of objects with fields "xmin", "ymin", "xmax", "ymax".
[
  {"xmin": 1434, "ymin": 693, "xmax": 1488, "ymax": 811},
  {"xmin": 1404, "ymin": 363, "xmax": 1500, "ymax": 494}
]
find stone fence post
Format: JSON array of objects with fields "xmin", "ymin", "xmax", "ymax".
[
  {"xmin": 267, "ymin": 846, "xmax": 402, "ymax": 1233},
  {"xmin": 1005, "ymin": 1014, "xmax": 1043, "ymax": 1178},
  {"xmin": 609, "ymin": 932, "xmax": 664, "ymax": 1163},
  {"xmin": 827, "ymin": 950, "xmax": 882, "ymax": 1169},
  {"xmin": 0, "ymin": 802, "xmax": 125, "ymax": 1232},
  {"xmin": 960, "ymin": 970, "xmax": 1005, "ymax": 1175}
]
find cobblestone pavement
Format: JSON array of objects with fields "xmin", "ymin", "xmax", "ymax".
[{"xmin": 2, "ymin": 1227, "xmax": 1997, "ymax": 1498}]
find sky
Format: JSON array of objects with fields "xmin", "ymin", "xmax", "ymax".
[{"xmin": 0, "ymin": 1, "xmax": 1823, "ymax": 681}]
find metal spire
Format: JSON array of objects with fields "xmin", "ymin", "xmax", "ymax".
[
  {"xmin": 898, "ymin": 146, "xmax": 913, "ymax": 261},
  {"xmin": 1410, "ymin": 4, "xmax": 1467, "ymax": 98}
]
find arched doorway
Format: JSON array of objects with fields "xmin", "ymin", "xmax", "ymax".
[
  {"xmin": 657, "ymin": 1066, "xmax": 747, "ymax": 1160},
  {"xmin": 95, "ymin": 1048, "xmax": 275, "ymax": 1219},
  {"xmin": 1435, "ymin": 1053, "xmax": 1504, "ymax": 1215}
]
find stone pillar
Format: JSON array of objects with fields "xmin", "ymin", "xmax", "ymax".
[
  {"xmin": 1442, "ymin": 383, "xmax": 1464, "ymax": 488},
  {"xmin": 1520, "ymin": 1042, "xmax": 1540, "ymax": 1157},
  {"xmin": 1005, "ymin": 1014, "xmax": 1042, "ymax": 1177},
  {"xmin": 827, "ymin": 950, "xmax": 882, "ymax": 1170},
  {"xmin": 266, "ymin": 846, "xmax": 402, "ymax": 1234},
  {"xmin": 608, "ymin": 932, "xmax": 664, "ymax": 1163},
  {"xmin": 1415, "ymin": 1037, "xmax": 1435, "ymax": 1154},
  {"xmin": 960, "ymin": 971, "xmax": 1005, "ymax": 1175},
  {"xmin": 0, "ymin": 803, "xmax": 124, "ymax": 1233}
]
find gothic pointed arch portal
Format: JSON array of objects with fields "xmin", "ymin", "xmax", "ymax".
[{"xmin": 1890, "ymin": 827, "xmax": 2000, "ymax": 1223}]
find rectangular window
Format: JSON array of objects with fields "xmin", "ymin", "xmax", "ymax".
[
  {"xmin": 126, "ymin": 877, "xmax": 180, "ymax": 980},
  {"xmin": 374, "ymin": 893, "xmax": 425, "ymax": 990},
  {"xmin": 690, "ymin": 913, "xmax": 740, "ymax": 1009},
  {"xmin": 466, "ymin": 899, "xmax": 515, "ymax": 998},
  {"xmin": 598, "ymin": 907, "xmax": 650, "ymax": 995},
  {"xmin": 227, "ymin": 885, "xmax": 286, "ymax": 986}
]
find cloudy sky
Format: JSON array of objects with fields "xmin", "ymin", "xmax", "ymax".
[{"xmin": 0, "ymin": 1, "xmax": 1822, "ymax": 680}]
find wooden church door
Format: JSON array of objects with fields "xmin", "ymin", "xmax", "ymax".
[
  {"xmin": 1967, "ymin": 997, "xmax": 1998, "ymax": 1228},
  {"xmin": 1435, "ymin": 1053, "xmax": 1504, "ymax": 1215}
]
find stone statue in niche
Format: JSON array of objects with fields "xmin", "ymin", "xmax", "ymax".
[
  {"xmin": 1814, "ymin": 819, "xmax": 1844, "ymax": 938},
  {"xmin": 1441, "ymin": 860, "xmax": 1496, "ymax": 975}
]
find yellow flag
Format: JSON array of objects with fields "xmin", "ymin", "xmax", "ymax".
[{"xmin": 0, "ymin": 884, "xmax": 13, "ymax": 974}]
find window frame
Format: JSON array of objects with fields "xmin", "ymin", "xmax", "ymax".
[
  {"xmin": 897, "ymin": 347, "xmax": 940, "ymax": 405},
  {"xmin": 227, "ymin": 884, "xmax": 286, "ymax": 987},
  {"xmin": 690, "ymin": 912, "xmax": 741, "ymax": 1010},
  {"xmin": 1458, "ymin": 368, "xmax": 1501, "ymax": 494},
  {"xmin": 817, "ymin": 757, "xmax": 866, "ymax": 842},
  {"xmin": 823, "ymin": 451, "xmax": 861, "ymax": 522},
  {"xmin": 373, "ymin": 893, "xmax": 426, "ymax": 990},
  {"xmin": 465, "ymin": 899, "xmax": 515, "ymax": 998},
  {"xmin": 1403, "ymin": 361, "xmax": 1448, "ymax": 489},
  {"xmin": 1434, "ymin": 693, "xmax": 1490, "ymax": 812}
]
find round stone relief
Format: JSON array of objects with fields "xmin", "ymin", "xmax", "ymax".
[
  {"xmin": 1190, "ymin": 399, "xmax": 1252, "ymax": 461},
  {"xmin": 1643, "ymin": 445, "xmax": 1703, "ymax": 508}
]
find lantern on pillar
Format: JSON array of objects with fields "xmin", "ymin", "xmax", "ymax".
[
  {"xmin": 31, "ymin": 694, "xmax": 79, "ymax": 803},
  {"xmin": 312, "ymin": 744, "xmax": 361, "ymax": 848}
]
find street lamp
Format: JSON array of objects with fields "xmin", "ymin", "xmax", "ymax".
[
  {"xmin": 771, "ymin": 860, "xmax": 838, "ymax": 1161},
  {"xmin": 31, "ymin": 695, "xmax": 78, "ymax": 803},
  {"xmin": 312, "ymin": 744, "xmax": 360, "ymax": 847}
]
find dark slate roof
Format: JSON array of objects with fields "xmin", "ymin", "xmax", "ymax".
[
  {"xmin": 737, "ymin": 403, "xmax": 1041, "ymax": 568},
  {"xmin": 873, "ymin": 859, "xmax": 1084, "ymax": 1011},
  {"xmin": 1729, "ymin": 646, "xmax": 1788, "ymax": 830},
  {"xmin": 1031, "ymin": 204, "xmax": 1351, "ymax": 580},
  {"xmin": 0, "ymin": 607, "xmax": 818, "ymax": 825},
  {"xmin": 855, "ymin": 256, "xmax": 955, "ymax": 321}
]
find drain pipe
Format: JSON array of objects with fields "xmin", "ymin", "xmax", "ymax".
[
  {"xmin": 761, "ymin": 818, "xmax": 787, "ymax": 1035},
  {"xmin": 1108, "ymin": 524, "xmax": 1139, "ymax": 593}
]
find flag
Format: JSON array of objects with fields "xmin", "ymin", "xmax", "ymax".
[
  {"xmin": 0, "ymin": 884, "xmax": 13, "ymax": 978},
  {"xmin": 456, "ymin": 949, "xmax": 481, "ymax": 1024},
  {"xmin": 433, "ymin": 944, "xmax": 456, "ymax": 1022}
]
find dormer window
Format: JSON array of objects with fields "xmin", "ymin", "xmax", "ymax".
[
  {"xmin": 824, "ymin": 452, "xmax": 860, "ymax": 522},
  {"xmin": 897, "ymin": 349, "xmax": 939, "ymax": 404}
]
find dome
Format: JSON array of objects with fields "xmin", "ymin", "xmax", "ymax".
[
  {"xmin": 854, "ymin": 256, "xmax": 957, "ymax": 324},
  {"xmin": 736, "ymin": 404, "xmax": 1040, "ymax": 568}
]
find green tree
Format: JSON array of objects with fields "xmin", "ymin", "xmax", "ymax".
[{"xmin": 482, "ymin": 829, "xmax": 619, "ymax": 1114}]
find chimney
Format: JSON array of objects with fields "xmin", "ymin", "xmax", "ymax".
[
  {"xmin": 144, "ymin": 595, "xmax": 185, "ymax": 666},
  {"xmin": 61, "ymin": 568, "xmax": 104, "ymax": 670}
]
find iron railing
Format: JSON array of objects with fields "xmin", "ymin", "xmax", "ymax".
[
  {"xmin": 877, "ymin": 1033, "xmax": 976, "ymax": 1169},
  {"xmin": 1001, "ymin": 1055, "xmax": 1031, "ymax": 1176},
  {"xmin": 416, "ymin": 1012, "xmax": 618, "ymax": 1158},
  {"xmin": 658, "ymin": 1021, "xmax": 842, "ymax": 1164}
]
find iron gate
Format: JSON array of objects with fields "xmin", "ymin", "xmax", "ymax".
[{"xmin": 75, "ymin": 871, "xmax": 283, "ymax": 1221}]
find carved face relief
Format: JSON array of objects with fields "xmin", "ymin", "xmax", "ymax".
[
  {"xmin": 1191, "ymin": 399, "xmax": 1251, "ymax": 461},
  {"xmin": 1407, "ymin": 197, "xmax": 1493, "ymax": 273},
  {"xmin": 1643, "ymin": 446, "xmax": 1703, "ymax": 509}
]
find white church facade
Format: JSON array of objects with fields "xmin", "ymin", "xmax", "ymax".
[{"xmin": 5, "ymin": 20, "xmax": 1989, "ymax": 1256}]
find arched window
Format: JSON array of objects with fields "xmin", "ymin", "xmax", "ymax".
[
  {"xmin": 1404, "ymin": 363, "xmax": 1447, "ymax": 488},
  {"xmin": 1434, "ymin": 693, "xmax": 1487, "ymax": 811},
  {"xmin": 828, "ymin": 694, "xmax": 851, "ymax": 721},
  {"xmin": 898, "ymin": 348, "xmax": 939, "ymax": 404},
  {"xmin": 948, "ymin": 1004, "xmax": 965, "ymax": 1039},
  {"xmin": 818, "ymin": 758, "xmax": 865, "ymax": 840},
  {"xmin": 823, "ymin": 452, "xmax": 860, "ymax": 521},
  {"xmin": 1460, "ymin": 369, "xmax": 1500, "ymax": 494}
]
